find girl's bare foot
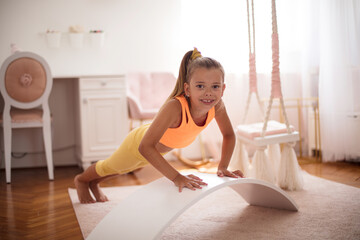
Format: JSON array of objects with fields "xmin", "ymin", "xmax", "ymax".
[
  {"xmin": 89, "ymin": 181, "xmax": 109, "ymax": 202},
  {"xmin": 74, "ymin": 175, "xmax": 96, "ymax": 204}
]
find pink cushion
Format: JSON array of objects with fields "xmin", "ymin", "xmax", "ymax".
[
  {"xmin": 0, "ymin": 108, "xmax": 43, "ymax": 123},
  {"xmin": 236, "ymin": 120, "xmax": 294, "ymax": 140}
]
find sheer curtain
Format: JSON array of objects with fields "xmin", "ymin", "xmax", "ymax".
[{"xmin": 304, "ymin": 0, "xmax": 360, "ymax": 161}]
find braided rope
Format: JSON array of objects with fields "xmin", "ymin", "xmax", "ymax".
[
  {"xmin": 255, "ymin": 91, "xmax": 265, "ymax": 119},
  {"xmin": 271, "ymin": 33, "xmax": 282, "ymax": 98},
  {"xmin": 246, "ymin": 0, "xmax": 252, "ymax": 54},
  {"xmin": 242, "ymin": 91, "xmax": 265, "ymax": 124},
  {"xmin": 242, "ymin": 90, "xmax": 252, "ymax": 124},
  {"xmin": 249, "ymin": 53, "xmax": 257, "ymax": 93},
  {"xmin": 260, "ymin": 0, "xmax": 293, "ymax": 136},
  {"xmin": 272, "ymin": 0, "xmax": 278, "ymax": 34},
  {"xmin": 272, "ymin": 0, "xmax": 291, "ymax": 133},
  {"xmin": 251, "ymin": 0, "xmax": 256, "ymax": 54},
  {"xmin": 244, "ymin": 0, "xmax": 292, "ymax": 136},
  {"xmin": 279, "ymin": 97, "xmax": 292, "ymax": 133},
  {"xmin": 243, "ymin": 0, "xmax": 259, "ymax": 124},
  {"xmin": 246, "ymin": 0, "xmax": 256, "ymax": 54},
  {"xmin": 261, "ymin": 96, "xmax": 274, "ymax": 137},
  {"xmin": 247, "ymin": 0, "xmax": 257, "ymax": 91}
]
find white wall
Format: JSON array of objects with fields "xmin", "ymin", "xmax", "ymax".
[{"xmin": 0, "ymin": 0, "xmax": 183, "ymax": 76}]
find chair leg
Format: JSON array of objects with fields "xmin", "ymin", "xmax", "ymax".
[
  {"xmin": 173, "ymin": 149, "xmax": 209, "ymax": 168},
  {"xmin": 3, "ymin": 123, "xmax": 12, "ymax": 183},
  {"xmin": 43, "ymin": 120, "xmax": 54, "ymax": 180},
  {"xmin": 129, "ymin": 119, "xmax": 133, "ymax": 131},
  {"xmin": 173, "ymin": 134, "xmax": 210, "ymax": 168},
  {"xmin": 198, "ymin": 134, "xmax": 207, "ymax": 162}
]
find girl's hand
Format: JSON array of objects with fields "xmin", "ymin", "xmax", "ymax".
[
  {"xmin": 173, "ymin": 174, "xmax": 208, "ymax": 192},
  {"xmin": 217, "ymin": 169, "xmax": 244, "ymax": 178}
]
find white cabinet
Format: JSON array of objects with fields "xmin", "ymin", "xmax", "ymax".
[{"xmin": 75, "ymin": 76, "xmax": 128, "ymax": 169}]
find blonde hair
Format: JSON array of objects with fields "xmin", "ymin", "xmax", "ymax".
[{"xmin": 167, "ymin": 48, "xmax": 225, "ymax": 101}]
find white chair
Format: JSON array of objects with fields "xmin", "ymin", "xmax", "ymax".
[{"xmin": 0, "ymin": 51, "xmax": 54, "ymax": 183}]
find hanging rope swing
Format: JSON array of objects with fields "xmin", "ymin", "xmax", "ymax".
[
  {"xmin": 230, "ymin": 0, "xmax": 304, "ymax": 191},
  {"xmin": 242, "ymin": 0, "xmax": 264, "ymax": 124}
]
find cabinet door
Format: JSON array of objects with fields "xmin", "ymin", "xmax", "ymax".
[{"xmin": 81, "ymin": 94, "xmax": 128, "ymax": 158}]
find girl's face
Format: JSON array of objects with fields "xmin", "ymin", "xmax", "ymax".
[{"xmin": 184, "ymin": 67, "xmax": 225, "ymax": 111}]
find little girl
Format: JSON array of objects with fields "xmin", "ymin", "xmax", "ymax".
[{"xmin": 75, "ymin": 48, "xmax": 243, "ymax": 203}]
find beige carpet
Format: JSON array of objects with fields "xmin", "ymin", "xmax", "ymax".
[{"xmin": 68, "ymin": 172, "xmax": 360, "ymax": 240}]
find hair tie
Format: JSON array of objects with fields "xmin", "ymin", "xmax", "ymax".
[{"xmin": 190, "ymin": 47, "xmax": 202, "ymax": 60}]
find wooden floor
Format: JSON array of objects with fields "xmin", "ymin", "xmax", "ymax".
[{"xmin": 1, "ymin": 159, "xmax": 359, "ymax": 240}]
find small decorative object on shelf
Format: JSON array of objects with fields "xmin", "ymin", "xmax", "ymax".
[
  {"xmin": 46, "ymin": 29, "xmax": 61, "ymax": 48},
  {"xmin": 89, "ymin": 30, "xmax": 103, "ymax": 33},
  {"xmin": 69, "ymin": 25, "xmax": 84, "ymax": 48},
  {"xmin": 89, "ymin": 30, "xmax": 105, "ymax": 48}
]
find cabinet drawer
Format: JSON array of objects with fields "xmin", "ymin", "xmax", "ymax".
[{"xmin": 79, "ymin": 76, "xmax": 126, "ymax": 91}]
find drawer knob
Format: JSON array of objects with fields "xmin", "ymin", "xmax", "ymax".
[{"xmin": 101, "ymin": 81, "xmax": 107, "ymax": 86}]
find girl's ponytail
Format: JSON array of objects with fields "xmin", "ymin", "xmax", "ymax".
[{"xmin": 167, "ymin": 48, "xmax": 202, "ymax": 101}]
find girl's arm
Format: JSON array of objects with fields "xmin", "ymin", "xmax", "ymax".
[
  {"xmin": 214, "ymin": 100, "xmax": 243, "ymax": 178},
  {"xmin": 139, "ymin": 99, "xmax": 206, "ymax": 191}
]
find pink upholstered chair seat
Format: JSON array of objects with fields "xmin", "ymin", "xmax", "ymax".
[
  {"xmin": 0, "ymin": 108, "xmax": 47, "ymax": 124},
  {"xmin": 236, "ymin": 120, "xmax": 294, "ymax": 140}
]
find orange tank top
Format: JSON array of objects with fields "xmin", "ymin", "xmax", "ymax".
[{"xmin": 159, "ymin": 95, "xmax": 215, "ymax": 148}]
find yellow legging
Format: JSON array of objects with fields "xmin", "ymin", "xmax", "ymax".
[{"xmin": 96, "ymin": 124, "xmax": 165, "ymax": 176}]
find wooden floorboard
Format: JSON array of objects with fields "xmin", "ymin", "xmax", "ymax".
[{"xmin": 0, "ymin": 159, "xmax": 359, "ymax": 240}]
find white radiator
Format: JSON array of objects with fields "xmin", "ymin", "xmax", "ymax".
[
  {"xmin": 308, "ymin": 111, "xmax": 360, "ymax": 160},
  {"xmin": 307, "ymin": 109, "xmax": 320, "ymax": 157},
  {"xmin": 345, "ymin": 112, "xmax": 360, "ymax": 160}
]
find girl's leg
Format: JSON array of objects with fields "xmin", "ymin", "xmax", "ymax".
[
  {"xmin": 76, "ymin": 125, "xmax": 149, "ymax": 203},
  {"xmin": 74, "ymin": 163, "xmax": 109, "ymax": 203},
  {"xmin": 89, "ymin": 174, "xmax": 117, "ymax": 202}
]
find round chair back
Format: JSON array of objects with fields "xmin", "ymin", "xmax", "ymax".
[{"xmin": 5, "ymin": 57, "xmax": 47, "ymax": 103}]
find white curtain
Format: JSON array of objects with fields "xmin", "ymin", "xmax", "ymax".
[{"xmin": 304, "ymin": 0, "xmax": 360, "ymax": 161}]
